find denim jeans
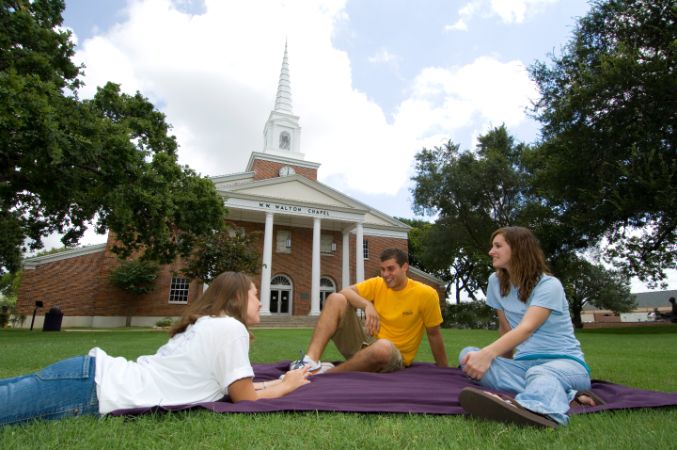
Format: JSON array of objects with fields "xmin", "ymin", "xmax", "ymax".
[
  {"xmin": 459, "ymin": 346, "xmax": 591, "ymax": 425},
  {"xmin": 0, "ymin": 355, "xmax": 99, "ymax": 426}
]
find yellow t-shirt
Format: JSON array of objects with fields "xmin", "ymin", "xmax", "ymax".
[{"xmin": 355, "ymin": 277, "xmax": 443, "ymax": 366}]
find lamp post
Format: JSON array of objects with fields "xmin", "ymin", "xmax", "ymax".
[{"xmin": 30, "ymin": 300, "xmax": 43, "ymax": 331}]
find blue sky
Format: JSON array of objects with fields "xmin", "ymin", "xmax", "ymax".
[{"xmin": 57, "ymin": 0, "xmax": 675, "ymax": 292}]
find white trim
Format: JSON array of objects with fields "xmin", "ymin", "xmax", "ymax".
[
  {"xmin": 219, "ymin": 169, "xmax": 409, "ymax": 230},
  {"xmin": 361, "ymin": 227, "xmax": 409, "ymax": 239},
  {"xmin": 225, "ymin": 195, "xmax": 368, "ymax": 222},
  {"xmin": 210, "ymin": 171, "xmax": 255, "ymax": 184},
  {"xmin": 245, "ymin": 152, "xmax": 320, "ymax": 172},
  {"xmin": 23, "ymin": 243, "xmax": 107, "ymax": 269},
  {"xmin": 408, "ymin": 266, "xmax": 446, "ymax": 287}
]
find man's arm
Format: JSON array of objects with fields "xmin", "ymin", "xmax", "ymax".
[
  {"xmin": 426, "ymin": 325, "xmax": 448, "ymax": 368},
  {"xmin": 339, "ymin": 286, "xmax": 380, "ymax": 335}
]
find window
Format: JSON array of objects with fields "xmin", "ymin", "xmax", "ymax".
[
  {"xmin": 169, "ymin": 276, "xmax": 189, "ymax": 304},
  {"xmin": 276, "ymin": 230, "xmax": 291, "ymax": 253},
  {"xmin": 320, "ymin": 234, "xmax": 336, "ymax": 254},
  {"xmin": 319, "ymin": 277, "xmax": 336, "ymax": 310},
  {"xmin": 363, "ymin": 239, "xmax": 369, "ymax": 260},
  {"xmin": 279, "ymin": 131, "xmax": 290, "ymax": 150}
]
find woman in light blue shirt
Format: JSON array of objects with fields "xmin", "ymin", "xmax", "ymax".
[{"xmin": 458, "ymin": 226, "xmax": 602, "ymax": 428}]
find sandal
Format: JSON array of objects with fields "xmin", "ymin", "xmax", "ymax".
[
  {"xmin": 570, "ymin": 390, "xmax": 606, "ymax": 408},
  {"xmin": 459, "ymin": 387, "xmax": 558, "ymax": 428}
]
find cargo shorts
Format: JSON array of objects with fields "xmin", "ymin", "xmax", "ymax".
[{"xmin": 331, "ymin": 306, "xmax": 404, "ymax": 373}]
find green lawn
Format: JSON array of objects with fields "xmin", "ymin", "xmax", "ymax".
[{"xmin": 1, "ymin": 326, "xmax": 676, "ymax": 449}]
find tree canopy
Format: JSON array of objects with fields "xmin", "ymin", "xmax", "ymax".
[
  {"xmin": 181, "ymin": 226, "xmax": 261, "ymax": 283},
  {"xmin": 410, "ymin": 125, "xmax": 634, "ymax": 321},
  {"xmin": 1, "ymin": 0, "xmax": 226, "ymax": 273},
  {"xmin": 529, "ymin": 0, "xmax": 676, "ymax": 286},
  {"xmin": 411, "ymin": 126, "xmax": 531, "ymax": 302}
]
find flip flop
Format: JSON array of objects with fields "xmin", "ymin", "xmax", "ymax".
[
  {"xmin": 570, "ymin": 390, "xmax": 606, "ymax": 408},
  {"xmin": 459, "ymin": 387, "xmax": 558, "ymax": 429}
]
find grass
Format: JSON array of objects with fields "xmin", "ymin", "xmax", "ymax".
[{"xmin": 0, "ymin": 325, "xmax": 676, "ymax": 449}]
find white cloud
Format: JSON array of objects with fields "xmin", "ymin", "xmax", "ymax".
[
  {"xmin": 368, "ymin": 48, "xmax": 401, "ymax": 65},
  {"xmin": 395, "ymin": 57, "xmax": 538, "ymax": 146},
  {"xmin": 491, "ymin": 0, "xmax": 558, "ymax": 24},
  {"xmin": 70, "ymin": 0, "xmax": 539, "ymax": 198},
  {"xmin": 446, "ymin": 0, "xmax": 559, "ymax": 30}
]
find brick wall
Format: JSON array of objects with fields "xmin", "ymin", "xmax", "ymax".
[
  {"xmin": 17, "ymin": 239, "xmax": 203, "ymax": 319},
  {"xmin": 251, "ymin": 159, "xmax": 317, "ymax": 181},
  {"xmin": 17, "ymin": 223, "xmax": 443, "ymax": 320},
  {"xmin": 17, "ymin": 250, "xmax": 106, "ymax": 316}
]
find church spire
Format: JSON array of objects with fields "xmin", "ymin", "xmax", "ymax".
[
  {"xmin": 262, "ymin": 41, "xmax": 303, "ymax": 160},
  {"xmin": 274, "ymin": 41, "xmax": 293, "ymax": 114}
]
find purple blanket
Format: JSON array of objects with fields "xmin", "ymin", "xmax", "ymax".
[{"xmin": 110, "ymin": 362, "xmax": 677, "ymax": 416}]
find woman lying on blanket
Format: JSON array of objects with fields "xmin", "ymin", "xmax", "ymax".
[
  {"xmin": 0, "ymin": 272, "xmax": 310, "ymax": 427},
  {"xmin": 458, "ymin": 226, "xmax": 603, "ymax": 428}
]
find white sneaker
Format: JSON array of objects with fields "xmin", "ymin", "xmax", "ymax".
[
  {"xmin": 314, "ymin": 361, "xmax": 335, "ymax": 374},
  {"xmin": 289, "ymin": 353, "xmax": 321, "ymax": 371}
]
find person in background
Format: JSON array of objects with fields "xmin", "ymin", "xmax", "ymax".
[{"xmin": 0, "ymin": 272, "xmax": 310, "ymax": 427}]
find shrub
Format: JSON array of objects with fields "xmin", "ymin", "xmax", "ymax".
[
  {"xmin": 109, "ymin": 259, "xmax": 160, "ymax": 295},
  {"xmin": 155, "ymin": 317, "xmax": 174, "ymax": 328},
  {"xmin": 443, "ymin": 300, "xmax": 497, "ymax": 329}
]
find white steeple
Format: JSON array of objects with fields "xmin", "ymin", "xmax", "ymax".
[
  {"xmin": 274, "ymin": 41, "xmax": 293, "ymax": 114},
  {"xmin": 263, "ymin": 42, "xmax": 303, "ymax": 160}
]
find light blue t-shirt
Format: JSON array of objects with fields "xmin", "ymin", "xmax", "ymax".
[{"xmin": 486, "ymin": 273, "xmax": 586, "ymax": 368}]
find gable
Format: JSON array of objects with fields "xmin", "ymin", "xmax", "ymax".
[{"xmin": 231, "ymin": 178, "xmax": 353, "ymax": 208}]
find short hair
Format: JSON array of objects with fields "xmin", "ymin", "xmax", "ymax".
[{"xmin": 379, "ymin": 248, "xmax": 408, "ymax": 266}]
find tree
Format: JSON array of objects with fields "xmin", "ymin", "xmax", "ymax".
[
  {"xmin": 558, "ymin": 256, "xmax": 635, "ymax": 328},
  {"xmin": 411, "ymin": 126, "xmax": 531, "ymax": 301},
  {"xmin": 109, "ymin": 260, "xmax": 160, "ymax": 296},
  {"xmin": 109, "ymin": 259, "xmax": 160, "ymax": 327},
  {"xmin": 529, "ymin": 0, "xmax": 676, "ymax": 286},
  {"xmin": 1, "ymin": 1, "xmax": 226, "ymax": 273},
  {"xmin": 182, "ymin": 227, "xmax": 261, "ymax": 283}
]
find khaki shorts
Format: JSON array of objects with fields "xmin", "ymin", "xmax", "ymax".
[{"xmin": 332, "ymin": 306, "xmax": 404, "ymax": 373}]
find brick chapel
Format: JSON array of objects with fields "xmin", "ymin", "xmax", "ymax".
[{"xmin": 16, "ymin": 44, "xmax": 445, "ymax": 328}]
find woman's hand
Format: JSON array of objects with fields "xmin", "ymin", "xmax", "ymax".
[
  {"xmin": 461, "ymin": 349, "xmax": 495, "ymax": 381},
  {"xmin": 280, "ymin": 366, "xmax": 311, "ymax": 392},
  {"xmin": 230, "ymin": 367, "xmax": 311, "ymax": 402}
]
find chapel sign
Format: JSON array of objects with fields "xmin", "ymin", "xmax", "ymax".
[{"xmin": 258, "ymin": 202, "xmax": 330, "ymax": 217}]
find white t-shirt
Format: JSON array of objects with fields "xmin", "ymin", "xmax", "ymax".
[{"xmin": 90, "ymin": 316, "xmax": 254, "ymax": 414}]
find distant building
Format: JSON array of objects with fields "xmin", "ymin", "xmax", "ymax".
[
  {"xmin": 581, "ymin": 289, "xmax": 677, "ymax": 325},
  {"xmin": 15, "ymin": 44, "xmax": 445, "ymax": 328}
]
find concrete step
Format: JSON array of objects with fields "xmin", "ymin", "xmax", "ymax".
[{"xmin": 253, "ymin": 315, "xmax": 318, "ymax": 328}]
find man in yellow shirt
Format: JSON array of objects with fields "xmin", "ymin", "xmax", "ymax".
[{"xmin": 291, "ymin": 248, "xmax": 448, "ymax": 373}]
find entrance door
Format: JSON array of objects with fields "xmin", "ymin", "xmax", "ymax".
[{"xmin": 270, "ymin": 275, "xmax": 292, "ymax": 315}]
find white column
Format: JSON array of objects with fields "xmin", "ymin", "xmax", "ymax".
[
  {"xmin": 310, "ymin": 217, "xmax": 322, "ymax": 316},
  {"xmin": 355, "ymin": 222, "xmax": 365, "ymax": 282},
  {"xmin": 260, "ymin": 212, "xmax": 274, "ymax": 316},
  {"xmin": 342, "ymin": 229, "xmax": 350, "ymax": 288}
]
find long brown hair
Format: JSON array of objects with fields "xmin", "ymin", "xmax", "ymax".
[
  {"xmin": 491, "ymin": 226, "xmax": 551, "ymax": 302},
  {"xmin": 169, "ymin": 271, "xmax": 252, "ymax": 337}
]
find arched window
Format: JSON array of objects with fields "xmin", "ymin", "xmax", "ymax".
[
  {"xmin": 270, "ymin": 275, "xmax": 293, "ymax": 314},
  {"xmin": 279, "ymin": 131, "xmax": 291, "ymax": 150},
  {"xmin": 319, "ymin": 277, "xmax": 336, "ymax": 310}
]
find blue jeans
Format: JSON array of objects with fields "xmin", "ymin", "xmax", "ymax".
[
  {"xmin": 0, "ymin": 355, "xmax": 99, "ymax": 426},
  {"xmin": 459, "ymin": 346, "xmax": 591, "ymax": 425}
]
